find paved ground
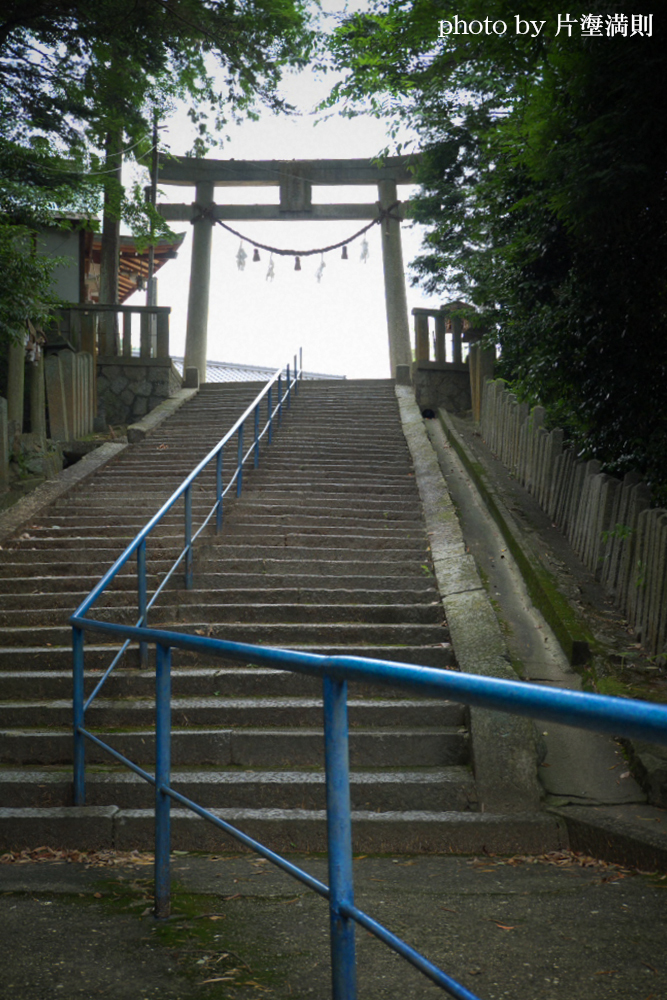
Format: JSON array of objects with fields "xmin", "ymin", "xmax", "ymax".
[{"xmin": 1, "ymin": 848, "xmax": 666, "ymax": 1000}]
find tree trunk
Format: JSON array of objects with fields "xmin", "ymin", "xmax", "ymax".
[{"xmin": 98, "ymin": 128, "xmax": 123, "ymax": 355}]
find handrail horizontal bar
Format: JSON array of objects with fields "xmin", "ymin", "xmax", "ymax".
[
  {"xmin": 341, "ymin": 902, "xmax": 480, "ymax": 1000},
  {"xmin": 161, "ymin": 784, "xmax": 330, "ymax": 898},
  {"xmin": 69, "ymin": 619, "xmax": 667, "ymax": 746},
  {"xmin": 73, "ymin": 364, "xmax": 290, "ymax": 620},
  {"xmin": 78, "ymin": 728, "xmax": 156, "ymax": 785}
]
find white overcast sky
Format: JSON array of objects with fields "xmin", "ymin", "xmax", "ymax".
[{"xmin": 124, "ymin": 5, "xmax": 436, "ymax": 379}]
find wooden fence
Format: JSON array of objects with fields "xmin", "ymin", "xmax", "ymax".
[{"xmin": 481, "ymin": 379, "xmax": 667, "ymax": 660}]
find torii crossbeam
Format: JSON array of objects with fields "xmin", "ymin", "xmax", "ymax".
[{"xmin": 157, "ymin": 155, "xmax": 420, "ymax": 381}]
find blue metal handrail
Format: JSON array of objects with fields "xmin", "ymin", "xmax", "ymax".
[
  {"xmin": 70, "ymin": 615, "xmax": 667, "ymax": 1000},
  {"xmin": 71, "ymin": 352, "xmax": 302, "ymax": 802}
]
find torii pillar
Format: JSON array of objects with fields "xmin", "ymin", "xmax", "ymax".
[
  {"xmin": 158, "ymin": 156, "xmax": 419, "ymax": 382},
  {"xmin": 185, "ymin": 180, "xmax": 215, "ymax": 382},
  {"xmin": 378, "ymin": 178, "xmax": 412, "ymax": 376}
]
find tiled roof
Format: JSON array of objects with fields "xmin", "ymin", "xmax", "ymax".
[{"xmin": 172, "ymin": 358, "xmax": 345, "ymax": 383}]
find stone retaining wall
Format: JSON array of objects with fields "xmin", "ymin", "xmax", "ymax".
[
  {"xmin": 481, "ymin": 379, "xmax": 666, "ymax": 660},
  {"xmin": 412, "ymin": 361, "xmax": 471, "ymax": 415},
  {"xmin": 96, "ymin": 357, "xmax": 182, "ymax": 426}
]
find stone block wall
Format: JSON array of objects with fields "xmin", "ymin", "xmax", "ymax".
[
  {"xmin": 412, "ymin": 361, "xmax": 471, "ymax": 416},
  {"xmin": 96, "ymin": 357, "xmax": 182, "ymax": 426}
]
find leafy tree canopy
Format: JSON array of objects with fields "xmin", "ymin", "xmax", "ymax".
[
  {"xmin": 0, "ymin": 0, "xmax": 316, "ymax": 343},
  {"xmin": 326, "ymin": 2, "xmax": 667, "ymax": 495}
]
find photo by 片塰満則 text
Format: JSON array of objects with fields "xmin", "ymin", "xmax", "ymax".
[{"xmin": 437, "ymin": 14, "xmax": 653, "ymax": 38}]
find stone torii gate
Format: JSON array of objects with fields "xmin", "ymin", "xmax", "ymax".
[{"xmin": 156, "ymin": 156, "xmax": 419, "ymax": 381}]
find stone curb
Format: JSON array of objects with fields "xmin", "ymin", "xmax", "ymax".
[
  {"xmin": 550, "ymin": 804, "xmax": 667, "ymax": 872},
  {"xmin": 0, "ymin": 442, "xmax": 128, "ymax": 545},
  {"xmin": 436, "ymin": 406, "xmax": 593, "ymax": 667},
  {"xmin": 126, "ymin": 387, "xmax": 199, "ymax": 443},
  {"xmin": 395, "ymin": 386, "xmax": 544, "ymax": 818},
  {"xmin": 430, "ymin": 403, "xmax": 667, "ymax": 869}
]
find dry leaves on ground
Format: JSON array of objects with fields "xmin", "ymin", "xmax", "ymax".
[{"xmin": 0, "ymin": 846, "xmax": 155, "ymax": 867}]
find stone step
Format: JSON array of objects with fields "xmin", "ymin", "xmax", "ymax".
[
  {"xmin": 0, "ymin": 586, "xmax": 441, "ymax": 611},
  {"xmin": 0, "ymin": 697, "xmax": 463, "ymax": 730},
  {"xmin": 195, "ymin": 541, "xmax": 430, "ymax": 559},
  {"xmin": 27, "ymin": 509, "xmax": 425, "ymax": 532},
  {"xmin": 0, "ymin": 666, "xmax": 461, "ymax": 700},
  {"xmin": 0, "ymin": 766, "xmax": 476, "ymax": 812},
  {"xmin": 0, "ymin": 643, "xmax": 456, "ymax": 672},
  {"xmin": 0, "ymin": 376, "xmax": 486, "ymax": 855},
  {"xmin": 0, "ymin": 727, "xmax": 469, "ymax": 768},
  {"xmin": 0, "ymin": 602, "xmax": 443, "ymax": 629},
  {"xmin": 52, "ymin": 495, "xmax": 422, "ymax": 514},
  {"xmin": 0, "ymin": 806, "xmax": 566, "ymax": 854},
  {"xmin": 0, "ymin": 553, "xmax": 435, "ymax": 580},
  {"xmin": 0, "ymin": 621, "xmax": 448, "ymax": 648},
  {"xmin": 0, "ymin": 573, "xmax": 147, "ymax": 595},
  {"xmin": 216, "ymin": 523, "xmax": 428, "ymax": 541},
  {"xmin": 12, "ymin": 527, "xmax": 428, "ymax": 550}
]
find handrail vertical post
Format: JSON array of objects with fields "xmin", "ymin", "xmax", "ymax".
[
  {"xmin": 184, "ymin": 485, "xmax": 193, "ymax": 589},
  {"xmin": 278, "ymin": 374, "xmax": 282, "ymax": 425},
  {"xmin": 287, "ymin": 363, "xmax": 291, "ymax": 408},
  {"xmin": 72, "ymin": 624, "xmax": 86, "ymax": 805},
  {"xmin": 137, "ymin": 540, "xmax": 148, "ymax": 666},
  {"xmin": 216, "ymin": 447, "xmax": 223, "ymax": 534},
  {"xmin": 254, "ymin": 403, "xmax": 260, "ymax": 468},
  {"xmin": 323, "ymin": 676, "xmax": 357, "ymax": 1000},
  {"xmin": 237, "ymin": 422, "xmax": 244, "ymax": 497},
  {"xmin": 154, "ymin": 641, "xmax": 172, "ymax": 919},
  {"xmin": 268, "ymin": 386, "xmax": 273, "ymax": 445},
  {"xmin": 294, "ymin": 354, "xmax": 298, "ymax": 394}
]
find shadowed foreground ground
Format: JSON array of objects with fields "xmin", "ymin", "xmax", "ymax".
[{"xmin": 1, "ymin": 848, "xmax": 665, "ymax": 1000}]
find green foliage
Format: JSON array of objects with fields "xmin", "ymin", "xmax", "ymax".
[
  {"xmin": 0, "ymin": 0, "xmax": 316, "ymax": 336},
  {"xmin": 0, "ymin": 222, "xmax": 64, "ymax": 344},
  {"xmin": 326, "ymin": 1, "xmax": 667, "ymax": 496}
]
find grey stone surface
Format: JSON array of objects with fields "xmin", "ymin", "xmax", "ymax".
[
  {"xmin": 395, "ymin": 386, "xmax": 543, "ymax": 815},
  {"xmin": 97, "ymin": 359, "xmax": 184, "ymax": 426},
  {"xmin": 0, "ymin": 441, "xmax": 127, "ymax": 544},
  {"xmin": 1, "ymin": 852, "xmax": 666, "ymax": 999},
  {"xmin": 127, "ymin": 388, "xmax": 198, "ymax": 443},
  {"xmin": 412, "ymin": 363, "xmax": 471, "ymax": 415}
]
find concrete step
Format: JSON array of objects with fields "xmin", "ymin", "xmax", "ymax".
[
  {"xmin": 0, "ymin": 726, "xmax": 469, "ymax": 768},
  {"xmin": 0, "ymin": 586, "xmax": 441, "ymax": 611},
  {"xmin": 0, "ymin": 666, "xmax": 460, "ymax": 700},
  {"xmin": 0, "ymin": 602, "xmax": 444, "ymax": 629},
  {"xmin": 0, "ymin": 697, "xmax": 463, "ymax": 730},
  {"xmin": 0, "ymin": 643, "xmax": 456, "ymax": 672},
  {"xmin": 217, "ymin": 525, "xmax": 428, "ymax": 543},
  {"xmin": 0, "ymin": 806, "xmax": 566, "ymax": 854},
  {"xmin": 0, "ymin": 622, "xmax": 449, "ymax": 647},
  {"xmin": 0, "ymin": 376, "xmax": 486, "ymax": 853},
  {"xmin": 0, "ymin": 766, "xmax": 477, "ymax": 812}
]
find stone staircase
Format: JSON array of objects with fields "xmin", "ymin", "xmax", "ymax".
[{"xmin": 0, "ymin": 379, "xmax": 483, "ymax": 852}]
